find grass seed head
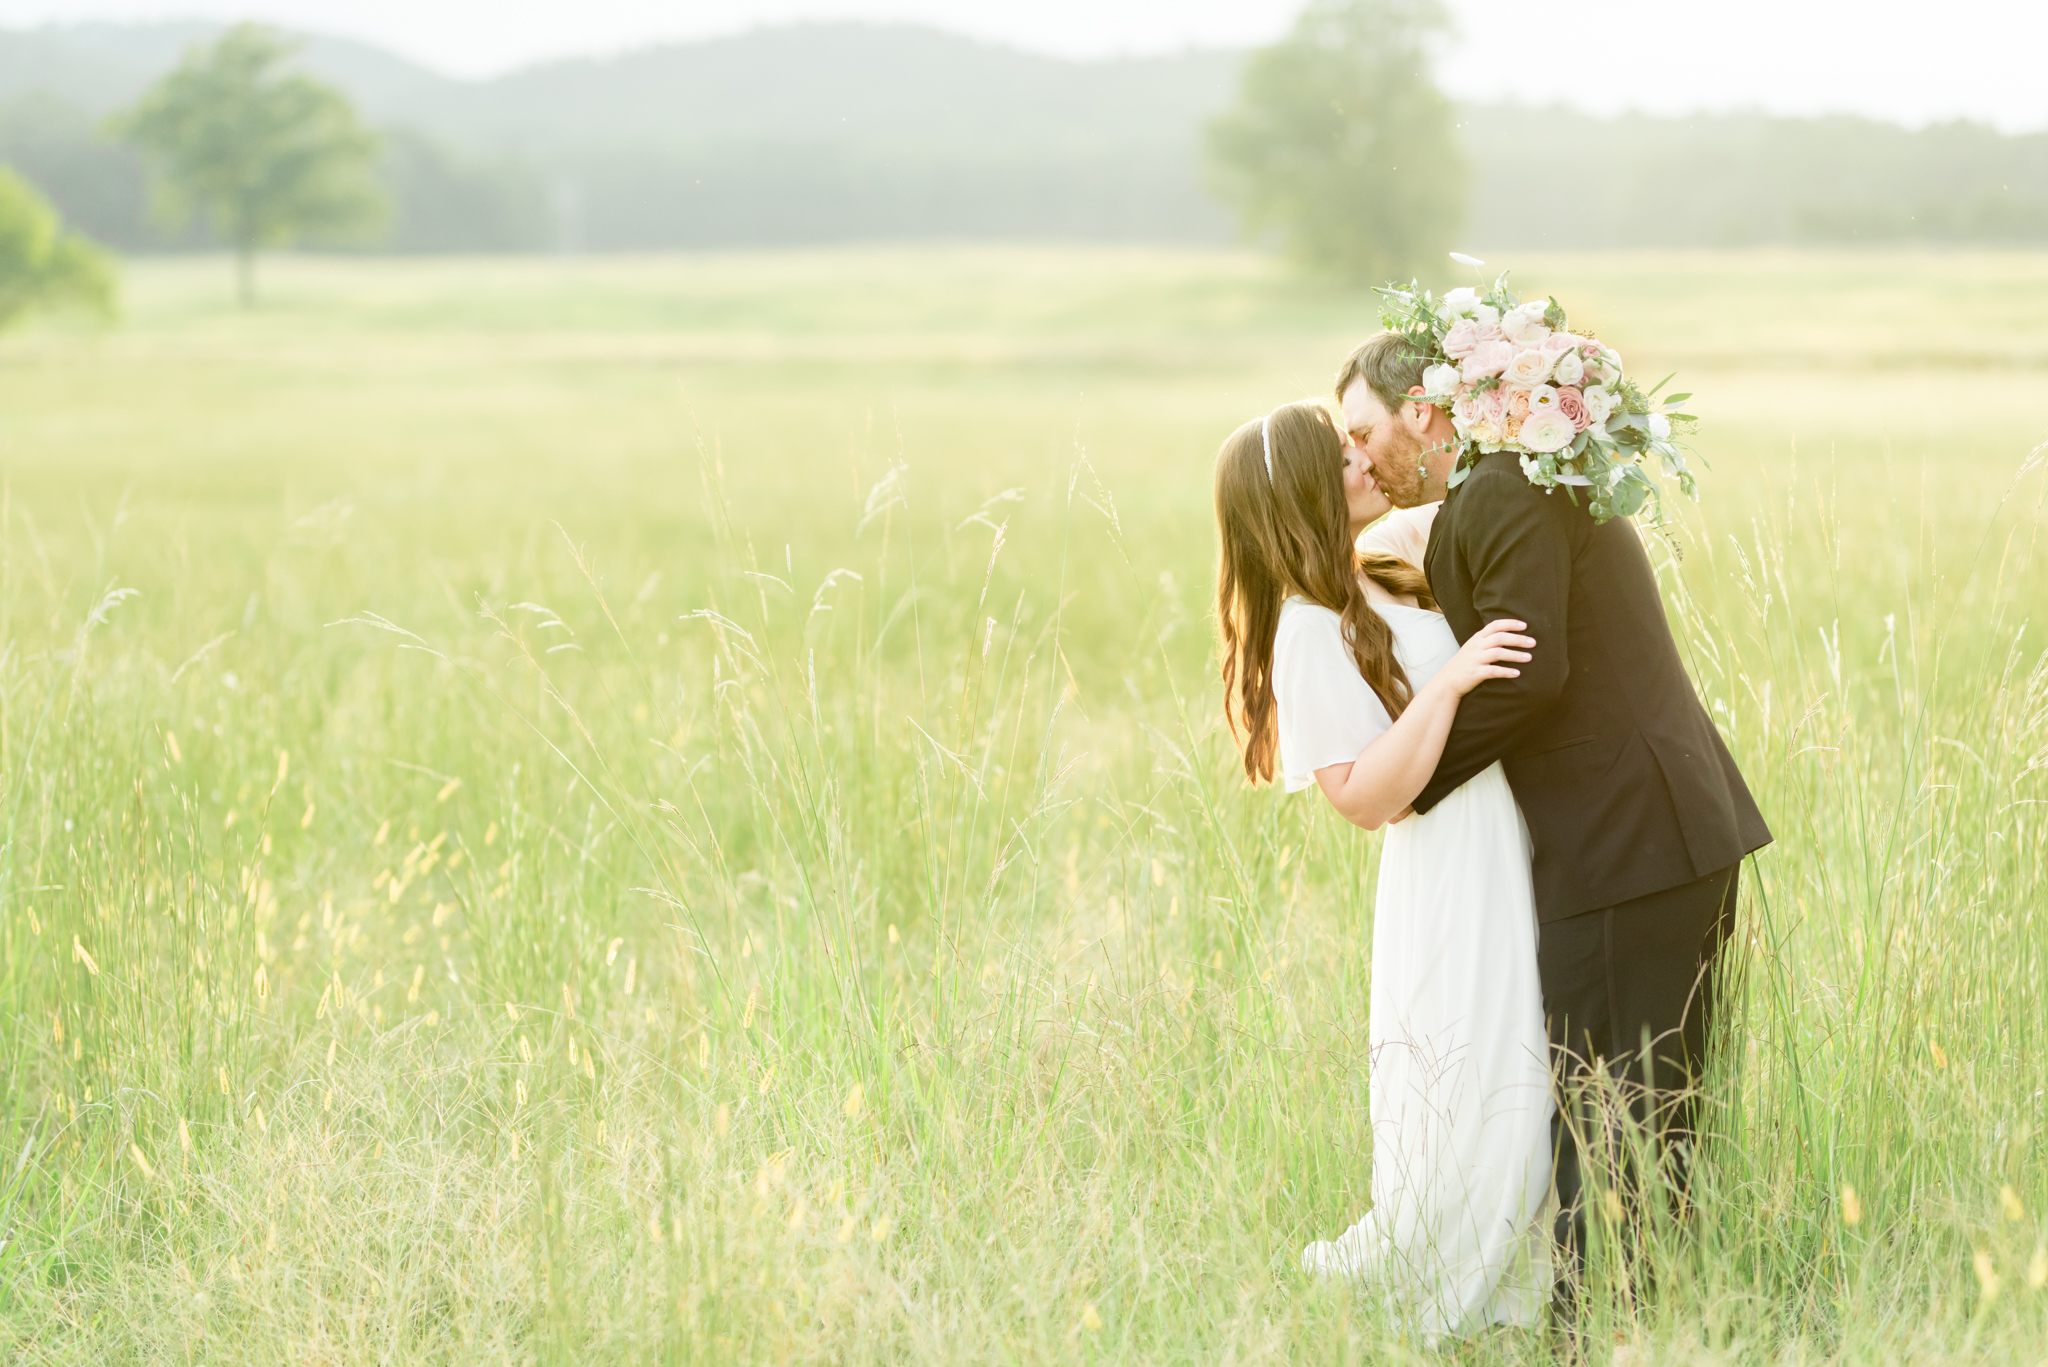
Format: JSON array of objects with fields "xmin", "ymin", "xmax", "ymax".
[
  {"xmin": 2000, "ymin": 1185, "xmax": 2026, "ymax": 1221},
  {"xmin": 1974, "ymin": 1250, "xmax": 2001, "ymax": 1302},
  {"xmin": 1841, "ymin": 1184, "xmax": 1862, "ymax": 1226}
]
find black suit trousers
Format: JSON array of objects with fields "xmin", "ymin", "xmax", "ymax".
[{"xmin": 1538, "ymin": 862, "xmax": 1741, "ymax": 1304}]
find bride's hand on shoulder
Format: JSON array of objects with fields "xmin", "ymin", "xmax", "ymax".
[{"xmin": 1437, "ymin": 619, "xmax": 1533, "ymax": 697}]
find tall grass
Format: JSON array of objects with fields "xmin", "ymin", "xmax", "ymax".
[{"xmin": 0, "ymin": 250, "xmax": 2044, "ymax": 1363}]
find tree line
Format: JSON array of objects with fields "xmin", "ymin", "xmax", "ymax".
[{"xmin": 4, "ymin": 7, "xmax": 2048, "ymax": 320}]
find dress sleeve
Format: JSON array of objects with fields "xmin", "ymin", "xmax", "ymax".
[{"xmin": 1272, "ymin": 605, "xmax": 1394, "ymax": 793}]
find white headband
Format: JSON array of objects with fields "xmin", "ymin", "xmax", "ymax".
[{"xmin": 1260, "ymin": 412, "xmax": 1275, "ymax": 484}]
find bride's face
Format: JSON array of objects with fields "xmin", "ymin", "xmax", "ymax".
[{"xmin": 1343, "ymin": 440, "xmax": 1391, "ymax": 535}]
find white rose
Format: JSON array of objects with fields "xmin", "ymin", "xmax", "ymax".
[
  {"xmin": 1471, "ymin": 304, "xmax": 1500, "ymax": 330},
  {"xmin": 1422, "ymin": 363, "xmax": 1460, "ymax": 399},
  {"xmin": 1588, "ymin": 347, "xmax": 1622, "ymax": 386},
  {"xmin": 1582, "ymin": 384, "xmax": 1616, "ymax": 426},
  {"xmin": 1649, "ymin": 412, "xmax": 1672, "ymax": 441},
  {"xmin": 1551, "ymin": 350, "xmax": 1584, "ymax": 386},
  {"xmin": 1504, "ymin": 348, "xmax": 1554, "ymax": 386},
  {"xmin": 1518, "ymin": 409, "xmax": 1576, "ymax": 454},
  {"xmin": 1500, "ymin": 301, "xmax": 1551, "ymax": 345},
  {"xmin": 1443, "ymin": 287, "xmax": 1480, "ymax": 317}
]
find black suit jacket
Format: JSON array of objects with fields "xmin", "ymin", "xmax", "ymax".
[{"xmin": 1416, "ymin": 451, "xmax": 1771, "ymax": 921}]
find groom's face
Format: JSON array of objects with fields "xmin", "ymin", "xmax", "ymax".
[{"xmin": 1340, "ymin": 379, "xmax": 1426, "ymax": 509}]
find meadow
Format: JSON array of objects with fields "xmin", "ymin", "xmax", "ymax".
[{"xmin": 1, "ymin": 245, "xmax": 2045, "ymax": 1364}]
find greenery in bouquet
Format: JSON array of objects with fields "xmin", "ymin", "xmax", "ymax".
[{"xmin": 1377, "ymin": 258, "xmax": 1699, "ymax": 523}]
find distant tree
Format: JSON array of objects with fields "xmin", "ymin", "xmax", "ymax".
[
  {"xmin": 1207, "ymin": 0, "xmax": 1467, "ymax": 283},
  {"xmin": 0, "ymin": 168, "xmax": 116, "ymax": 329},
  {"xmin": 112, "ymin": 24, "xmax": 385, "ymax": 305}
]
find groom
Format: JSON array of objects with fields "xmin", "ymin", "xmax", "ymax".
[{"xmin": 1336, "ymin": 334, "xmax": 1771, "ymax": 1313}]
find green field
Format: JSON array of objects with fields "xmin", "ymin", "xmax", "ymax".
[{"xmin": 3, "ymin": 247, "xmax": 2046, "ymax": 1363}]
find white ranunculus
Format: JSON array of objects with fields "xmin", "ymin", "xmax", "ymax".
[
  {"xmin": 1443, "ymin": 287, "xmax": 1481, "ymax": 317},
  {"xmin": 1552, "ymin": 350, "xmax": 1585, "ymax": 386},
  {"xmin": 1526, "ymin": 383, "xmax": 1560, "ymax": 412},
  {"xmin": 1582, "ymin": 384, "xmax": 1616, "ymax": 426},
  {"xmin": 1504, "ymin": 348, "xmax": 1554, "ymax": 386},
  {"xmin": 1519, "ymin": 409, "xmax": 1576, "ymax": 453},
  {"xmin": 1649, "ymin": 412, "xmax": 1672, "ymax": 441},
  {"xmin": 1422, "ymin": 362, "xmax": 1460, "ymax": 398},
  {"xmin": 1500, "ymin": 301, "xmax": 1552, "ymax": 345}
]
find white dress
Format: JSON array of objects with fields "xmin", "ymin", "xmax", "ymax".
[{"xmin": 1272, "ymin": 590, "xmax": 1554, "ymax": 1339}]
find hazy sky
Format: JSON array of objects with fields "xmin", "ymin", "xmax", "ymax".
[{"xmin": 9, "ymin": 0, "xmax": 2047, "ymax": 130}]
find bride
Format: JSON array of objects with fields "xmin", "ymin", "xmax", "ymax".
[{"xmin": 1213, "ymin": 399, "xmax": 1555, "ymax": 1338}]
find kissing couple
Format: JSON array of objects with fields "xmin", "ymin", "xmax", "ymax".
[{"xmin": 1212, "ymin": 306, "xmax": 1772, "ymax": 1338}]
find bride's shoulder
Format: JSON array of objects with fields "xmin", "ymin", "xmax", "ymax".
[
  {"xmin": 1275, "ymin": 597, "xmax": 1343, "ymax": 648},
  {"xmin": 1358, "ymin": 502, "xmax": 1441, "ymax": 563},
  {"xmin": 1278, "ymin": 596, "xmax": 1340, "ymax": 627}
]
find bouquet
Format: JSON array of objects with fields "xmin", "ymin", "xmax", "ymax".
[{"xmin": 1377, "ymin": 256, "xmax": 1698, "ymax": 524}]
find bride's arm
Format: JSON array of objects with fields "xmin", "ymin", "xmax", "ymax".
[{"xmin": 1312, "ymin": 619, "xmax": 1532, "ymax": 830}]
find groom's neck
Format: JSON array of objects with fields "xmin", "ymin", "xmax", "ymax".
[{"xmin": 1421, "ymin": 444, "xmax": 1458, "ymax": 503}]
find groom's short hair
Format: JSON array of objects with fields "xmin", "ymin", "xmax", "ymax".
[{"xmin": 1335, "ymin": 333, "xmax": 1431, "ymax": 416}]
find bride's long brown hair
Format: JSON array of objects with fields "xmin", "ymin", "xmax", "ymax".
[{"xmin": 1215, "ymin": 400, "xmax": 1436, "ymax": 785}]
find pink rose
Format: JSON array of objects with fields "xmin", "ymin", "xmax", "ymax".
[
  {"xmin": 1460, "ymin": 339, "xmax": 1516, "ymax": 383},
  {"xmin": 1444, "ymin": 317, "xmax": 1504, "ymax": 360},
  {"xmin": 1507, "ymin": 388, "xmax": 1531, "ymax": 420},
  {"xmin": 1504, "ymin": 348, "xmax": 1555, "ymax": 386},
  {"xmin": 1541, "ymin": 331, "xmax": 1583, "ymax": 356},
  {"xmin": 1555, "ymin": 385, "xmax": 1591, "ymax": 431},
  {"xmin": 1483, "ymin": 384, "xmax": 1512, "ymax": 425}
]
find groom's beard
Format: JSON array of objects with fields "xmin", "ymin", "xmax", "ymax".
[{"xmin": 1374, "ymin": 426, "xmax": 1429, "ymax": 509}]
